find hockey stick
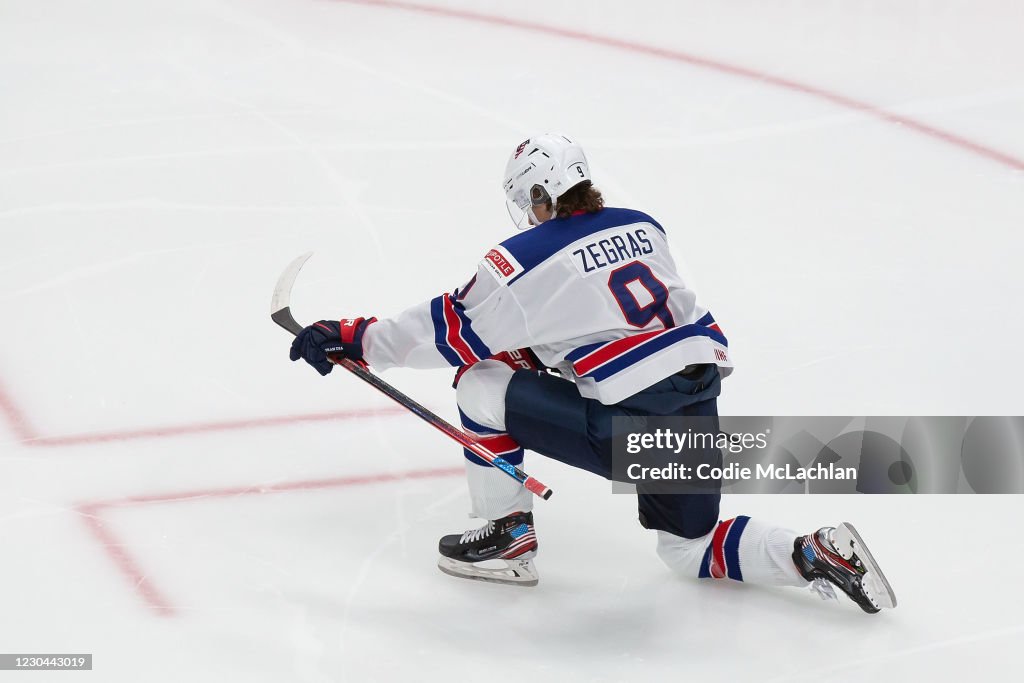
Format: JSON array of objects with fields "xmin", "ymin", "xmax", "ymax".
[{"xmin": 271, "ymin": 252, "xmax": 553, "ymax": 500}]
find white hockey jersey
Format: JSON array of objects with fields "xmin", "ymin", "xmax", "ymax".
[{"xmin": 363, "ymin": 208, "xmax": 732, "ymax": 405}]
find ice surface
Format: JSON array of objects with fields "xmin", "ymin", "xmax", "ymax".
[{"xmin": 1, "ymin": 0, "xmax": 1023, "ymax": 680}]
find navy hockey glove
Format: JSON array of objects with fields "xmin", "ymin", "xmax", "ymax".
[{"xmin": 289, "ymin": 317, "xmax": 376, "ymax": 376}]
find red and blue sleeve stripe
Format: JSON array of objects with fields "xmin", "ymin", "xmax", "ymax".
[{"xmin": 430, "ymin": 293, "xmax": 493, "ymax": 367}]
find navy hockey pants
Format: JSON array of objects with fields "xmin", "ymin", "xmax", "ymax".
[{"xmin": 504, "ymin": 365, "xmax": 722, "ymax": 539}]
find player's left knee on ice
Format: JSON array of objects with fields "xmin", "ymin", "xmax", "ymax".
[
  {"xmin": 656, "ymin": 530, "xmax": 712, "ymax": 576},
  {"xmin": 456, "ymin": 359, "xmax": 515, "ymax": 432}
]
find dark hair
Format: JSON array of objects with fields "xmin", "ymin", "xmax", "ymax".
[{"xmin": 553, "ymin": 181, "xmax": 604, "ymax": 218}]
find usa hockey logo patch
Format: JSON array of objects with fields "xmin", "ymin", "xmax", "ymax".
[
  {"xmin": 514, "ymin": 139, "xmax": 529, "ymax": 159},
  {"xmin": 482, "ymin": 246, "xmax": 522, "ymax": 285}
]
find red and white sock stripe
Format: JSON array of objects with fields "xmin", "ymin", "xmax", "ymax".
[
  {"xmin": 463, "ymin": 431, "xmax": 522, "ymax": 457},
  {"xmin": 708, "ymin": 517, "xmax": 735, "ymax": 579}
]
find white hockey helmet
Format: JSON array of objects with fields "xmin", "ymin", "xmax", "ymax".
[{"xmin": 503, "ymin": 133, "xmax": 591, "ymax": 230}]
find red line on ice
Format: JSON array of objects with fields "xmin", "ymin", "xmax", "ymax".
[
  {"xmin": 0, "ymin": 376, "xmax": 450, "ymax": 614},
  {"xmin": 336, "ymin": 0, "xmax": 1024, "ymax": 172},
  {"xmin": 23, "ymin": 406, "xmax": 408, "ymax": 447},
  {"xmin": 0, "ymin": 375, "xmax": 38, "ymax": 442},
  {"xmin": 0, "ymin": 367, "xmax": 454, "ymax": 617},
  {"xmin": 0, "ymin": 366, "xmax": 407, "ymax": 449},
  {"xmin": 76, "ymin": 466, "xmax": 464, "ymax": 615},
  {"xmin": 76, "ymin": 502, "xmax": 178, "ymax": 616}
]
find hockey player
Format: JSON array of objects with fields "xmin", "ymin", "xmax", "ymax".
[{"xmin": 289, "ymin": 134, "xmax": 896, "ymax": 613}]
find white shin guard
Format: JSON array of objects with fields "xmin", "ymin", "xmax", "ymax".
[{"xmin": 456, "ymin": 360, "xmax": 533, "ymax": 520}]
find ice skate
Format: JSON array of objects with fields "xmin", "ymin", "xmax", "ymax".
[
  {"xmin": 793, "ymin": 522, "xmax": 897, "ymax": 613},
  {"xmin": 437, "ymin": 511, "xmax": 539, "ymax": 587}
]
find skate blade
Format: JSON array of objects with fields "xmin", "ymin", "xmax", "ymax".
[
  {"xmin": 437, "ymin": 556, "xmax": 539, "ymax": 587},
  {"xmin": 835, "ymin": 522, "xmax": 897, "ymax": 610}
]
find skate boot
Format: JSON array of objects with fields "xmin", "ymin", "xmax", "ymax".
[
  {"xmin": 437, "ymin": 511, "xmax": 538, "ymax": 587},
  {"xmin": 793, "ymin": 522, "xmax": 897, "ymax": 614}
]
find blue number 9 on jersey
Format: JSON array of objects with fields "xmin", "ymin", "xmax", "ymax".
[{"xmin": 607, "ymin": 262, "xmax": 675, "ymax": 328}]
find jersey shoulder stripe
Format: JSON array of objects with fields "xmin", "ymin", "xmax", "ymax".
[{"xmin": 498, "ymin": 208, "xmax": 665, "ymax": 285}]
